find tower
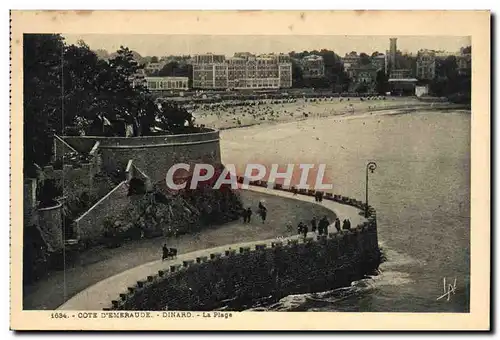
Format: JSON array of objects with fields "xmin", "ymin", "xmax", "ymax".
[{"xmin": 389, "ymin": 38, "xmax": 397, "ymax": 74}]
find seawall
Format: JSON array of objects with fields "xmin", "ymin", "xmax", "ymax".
[{"xmin": 99, "ymin": 183, "xmax": 379, "ymax": 311}]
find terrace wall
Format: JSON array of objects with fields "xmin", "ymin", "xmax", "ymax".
[{"xmin": 62, "ymin": 130, "xmax": 221, "ymax": 183}]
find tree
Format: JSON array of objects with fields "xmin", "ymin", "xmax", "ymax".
[
  {"xmin": 359, "ymin": 53, "xmax": 371, "ymax": 65},
  {"xmin": 462, "ymin": 46, "xmax": 471, "ymax": 54},
  {"xmin": 291, "ymin": 59, "xmax": 304, "ymax": 88},
  {"xmin": 24, "ymin": 34, "xmax": 66, "ymax": 173},
  {"xmin": 150, "ymin": 56, "xmax": 159, "ymax": 63},
  {"xmin": 156, "ymin": 102, "xmax": 194, "ymax": 132},
  {"xmin": 375, "ymin": 69, "xmax": 389, "ymax": 94},
  {"xmin": 436, "ymin": 56, "xmax": 458, "ymax": 79},
  {"xmin": 158, "ymin": 61, "xmax": 179, "ymax": 77},
  {"xmin": 62, "ymin": 40, "xmax": 113, "ymax": 133},
  {"xmin": 24, "ymin": 35, "xmax": 202, "ymax": 176},
  {"xmin": 430, "ymin": 55, "xmax": 471, "ymax": 100}
]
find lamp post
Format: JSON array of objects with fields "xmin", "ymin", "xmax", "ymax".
[{"xmin": 365, "ymin": 161, "xmax": 377, "ymax": 217}]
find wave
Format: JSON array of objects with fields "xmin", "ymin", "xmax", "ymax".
[{"xmin": 243, "ymin": 243, "xmax": 421, "ymax": 312}]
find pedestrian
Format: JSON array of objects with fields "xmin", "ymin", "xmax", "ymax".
[
  {"xmin": 260, "ymin": 207, "xmax": 267, "ymax": 224},
  {"xmin": 162, "ymin": 244, "xmax": 168, "ymax": 261},
  {"xmin": 319, "ymin": 215, "xmax": 330, "ymax": 235},
  {"xmin": 342, "ymin": 219, "xmax": 349, "ymax": 230},
  {"xmin": 242, "ymin": 208, "xmax": 248, "ymax": 223},
  {"xmin": 246, "ymin": 207, "xmax": 252, "ymax": 223},
  {"xmin": 302, "ymin": 224, "xmax": 309, "ymax": 240},
  {"xmin": 335, "ymin": 218, "xmax": 341, "ymax": 232},
  {"xmin": 258, "ymin": 201, "xmax": 267, "ymax": 224},
  {"xmin": 297, "ymin": 221, "xmax": 304, "ymax": 235},
  {"xmin": 347, "ymin": 219, "xmax": 351, "ymax": 229},
  {"xmin": 311, "ymin": 216, "xmax": 317, "ymax": 233},
  {"xmin": 319, "ymin": 191, "xmax": 324, "ymax": 202}
]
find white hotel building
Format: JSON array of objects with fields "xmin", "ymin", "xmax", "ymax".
[{"xmin": 192, "ymin": 53, "xmax": 292, "ymax": 90}]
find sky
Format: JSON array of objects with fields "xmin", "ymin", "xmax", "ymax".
[{"xmin": 63, "ymin": 34, "xmax": 471, "ymax": 57}]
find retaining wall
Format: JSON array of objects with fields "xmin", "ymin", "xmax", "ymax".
[
  {"xmin": 72, "ymin": 181, "xmax": 131, "ymax": 245},
  {"xmin": 62, "ymin": 130, "xmax": 221, "ymax": 183},
  {"xmin": 106, "ymin": 182, "xmax": 379, "ymax": 311},
  {"xmin": 37, "ymin": 203, "xmax": 64, "ymax": 252},
  {"xmin": 37, "ymin": 162, "xmax": 99, "ymax": 193}
]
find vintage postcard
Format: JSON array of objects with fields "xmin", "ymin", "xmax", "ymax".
[{"xmin": 10, "ymin": 10, "xmax": 490, "ymax": 331}]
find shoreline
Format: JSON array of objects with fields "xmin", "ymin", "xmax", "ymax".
[{"xmin": 196, "ymin": 98, "xmax": 470, "ymax": 132}]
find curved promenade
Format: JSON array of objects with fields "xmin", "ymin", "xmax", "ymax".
[{"xmin": 58, "ymin": 185, "xmax": 370, "ymax": 311}]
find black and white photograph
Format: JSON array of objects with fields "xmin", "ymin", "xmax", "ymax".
[{"xmin": 10, "ymin": 10, "xmax": 490, "ymax": 331}]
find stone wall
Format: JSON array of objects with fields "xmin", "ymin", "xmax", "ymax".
[
  {"xmin": 72, "ymin": 181, "xmax": 131, "ymax": 245},
  {"xmin": 37, "ymin": 203, "xmax": 64, "ymax": 252},
  {"xmin": 106, "ymin": 186, "xmax": 380, "ymax": 311},
  {"xmin": 52, "ymin": 135, "xmax": 79, "ymax": 162},
  {"xmin": 62, "ymin": 130, "xmax": 221, "ymax": 183},
  {"xmin": 37, "ymin": 163, "xmax": 99, "ymax": 193}
]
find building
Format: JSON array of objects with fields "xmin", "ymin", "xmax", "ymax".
[
  {"xmin": 300, "ymin": 55, "xmax": 325, "ymax": 78},
  {"xmin": 192, "ymin": 53, "xmax": 226, "ymax": 64},
  {"xmin": 371, "ymin": 54, "xmax": 386, "ymax": 72},
  {"xmin": 416, "ymin": 49, "xmax": 436, "ymax": 80},
  {"xmin": 191, "ymin": 53, "xmax": 292, "ymax": 90},
  {"xmin": 191, "ymin": 53, "xmax": 227, "ymax": 89},
  {"xmin": 349, "ymin": 65, "xmax": 379, "ymax": 92},
  {"xmin": 279, "ymin": 63, "xmax": 293, "ymax": 88},
  {"xmin": 415, "ymin": 85, "xmax": 429, "ymax": 97},
  {"xmin": 389, "ymin": 68, "xmax": 412, "ymax": 79},
  {"xmin": 144, "ymin": 77, "xmax": 189, "ymax": 91},
  {"xmin": 389, "ymin": 38, "xmax": 398, "ymax": 72},
  {"xmin": 342, "ymin": 53, "xmax": 360, "ymax": 78},
  {"xmin": 388, "ymin": 78, "xmax": 418, "ymax": 95},
  {"xmin": 456, "ymin": 52, "xmax": 471, "ymax": 76}
]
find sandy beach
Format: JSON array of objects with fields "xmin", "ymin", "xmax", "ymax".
[{"xmin": 193, "ymin": 96, "xmax": 465, "ymax": 130}]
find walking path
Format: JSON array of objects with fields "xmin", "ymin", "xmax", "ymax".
[{"xmin": 58, "ymin": 186, "xmax": 366, "ymax": 310}]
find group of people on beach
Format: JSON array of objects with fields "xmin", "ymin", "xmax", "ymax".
[{"xmin": 242, "ymin": 201, "xmax": 268, "ymax": 224}]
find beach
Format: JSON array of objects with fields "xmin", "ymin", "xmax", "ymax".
[{"xmin": 193, "ymin": 96, "xmax": 465, "ymax": 130}]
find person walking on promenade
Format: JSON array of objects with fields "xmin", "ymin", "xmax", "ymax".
[
  {"xmin": 319, "ymin": 215, "xmax": 330, "ymax": 235},
  {"xmin": 342, "ymin": 219, "xmax": 349, "ymax": 230},
  {"xmin": 162, "ymin": 244, "xmax": 169, "ymax": 261},
  {"xmin": 242, "ymin": 208, "xmax": 248, "ymax": 223},
  {"xmin": 346, "ymin": 219, "xmax": 352, "ymax": 229},
  {"xmin": 260, "ymin": 207, "xmax": 267, "ymax": 224},
  {"xmin": 297, "ymin": 221, "xmax": 305, "ymax": 235},
  {"xmin": 311, "ymin": 216, "xmax": 317, "ymax": 233},
  {"xmin": 302, "ymin": 224, "xmax": 309, "ymax": 240},
  {"xmin": 258, "ymin": 201, "xmax": 267, "ymax": 224},
  {"xmin": 246, "ymin": 207, "xmax": 253, "ymax": 223},
  {"xmin": 335, "ymin": 218, "xmax": 341, "ymax": 232}
]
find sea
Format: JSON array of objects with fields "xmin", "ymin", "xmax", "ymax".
[{"xmin": 220, "ymin": 108, "xmax": 471, "ymax": 313}]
